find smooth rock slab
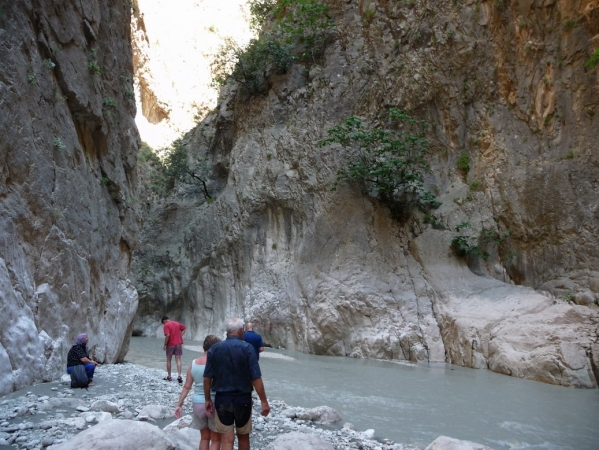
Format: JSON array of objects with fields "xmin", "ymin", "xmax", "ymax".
[
  {"xmin": 137, "ymin": 404, "xmax": 171, "ymax": 420},
  {"xmin": 162, "ymin": 415, "xmax": 192, "ymax": 434},
  {"xmin": 91, "ymin": 400, "xmax": 120, "ymax": 413},
  {"xmin": 166, "ymin": 428, "xmax": 201, "ymax": 450},
  {"xmin": 265, "ymin": 431, "xmax": 334, "ymax": 450},
  {"xmin": 298, "ymin": 406, "xmax": 342, "ymax": 424},
  {"xmin": 50, "ymin": 420, "xmax": 176, "ymax": 450},
  {"xmin": 425, "ymin": 436, "xmax": 493, "ymax": 450}
]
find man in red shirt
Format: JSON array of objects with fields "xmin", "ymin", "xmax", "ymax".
[{"xmin": 161, "ymin": 316, "xmax": 186, "ymax": 383}]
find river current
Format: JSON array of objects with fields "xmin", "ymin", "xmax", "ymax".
[{"xmin": 127, "ymin": 337, "xmax": 599, "ymax": 449}]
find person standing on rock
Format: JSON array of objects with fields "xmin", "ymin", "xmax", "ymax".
[
  {"xmin": 66, "ymin": 333, "xmax": 99, "ymax": 385},
  {"xmin": 174, "ymin": 334, "xmax": 222, "ymax": 450},
  {"xmin": 242, "ymin": 322, "xmax": 264, "ymax": 360},
  {"xmin": 203, "ymin": 318, "xmax": 270, "ymax": 450},
  {"xmin": 162, "ymin": 316, "xmax": 186, "ymax": 383}
]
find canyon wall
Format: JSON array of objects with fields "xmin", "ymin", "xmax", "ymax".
[
  {"xmin": 132, "ymin": 0, "xmax": 599, "ymax": 386},
  {"xmin": 0, "ymin": 0, "xmax": 140, "ymax": 395}
]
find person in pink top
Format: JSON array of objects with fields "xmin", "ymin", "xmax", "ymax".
[{"xmin": 162, "ymin": 316, "xmax": 186, "ymax": 383}]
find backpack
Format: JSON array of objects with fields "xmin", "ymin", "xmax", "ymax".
[{"xmin": 70, "ymin": 365, "xmax": 90, "ymax": 389}]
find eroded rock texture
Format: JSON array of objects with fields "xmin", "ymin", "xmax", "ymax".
[
  {"xmin": 0, "ymin": 1, "xmax": 140, "ymax": 394},
  {"xmin": 133, "ymin": 0, "xmax": 599, "ymax": 386}
]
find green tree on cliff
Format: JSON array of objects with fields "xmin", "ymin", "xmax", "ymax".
[
  {"xmin": 151, "ymin": 139, "xmax": 212, "ymax": 199},
  {"xmin": 318, "ymin": 109, "xmax": 439, "ymax": 219}
]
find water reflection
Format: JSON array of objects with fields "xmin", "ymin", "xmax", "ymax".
[{"xmin": 127, "ymin": 337, "xmax": 599, "ymax": 449}]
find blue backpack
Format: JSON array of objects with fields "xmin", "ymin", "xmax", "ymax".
[{"xmin": 70, "ymin": 365, "xmax": 90, "ymax": 389}]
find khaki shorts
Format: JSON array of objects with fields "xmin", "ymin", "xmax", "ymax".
[{"xmin": 213, "ymin": 393, "xmax": 252, "ymax": 434}]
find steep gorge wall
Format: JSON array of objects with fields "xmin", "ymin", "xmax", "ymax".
[
  {"xmin": 0, "ymin": 1, "xmax": 140, "ymax": 395},
  {"xmin": 133, "ymin": 0, "xmax": 599, "ymax": 386}
]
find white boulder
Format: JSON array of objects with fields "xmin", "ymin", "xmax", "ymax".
[
  {"xmin": 91, "ymin": 400, "xmax": 120, "ymax": 413},
  {"xmin": 50, "ymin": 420, "xmax": 175, "ymax": 450},
  {"xmin": 426, "ymin": 436, "xmax": 493, "ymax": 450},
  {"xmin": 137, "ymin": 404, "xmax": 171, "ymax": 420},
  {"xmin": 298, "ymin": 406, "xmax": 342, "ymax": 424},
  {"xmin": 162, "ymin": 415, "xmax": 193, "ymax": 434},
  {"xmin": 265, "ymin": 431, "xmax": 334, "ymax": 450}
]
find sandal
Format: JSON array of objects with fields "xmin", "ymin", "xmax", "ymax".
[
  {"xmin": 177, "ymin": 376, "xmax": 183, "ymax": 384},
  {"xmin": 163, "ymin": 376, "xmax": 172, "ymax": 381}
]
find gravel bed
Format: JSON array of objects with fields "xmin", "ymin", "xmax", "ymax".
[{"xmin": 0, "ymin": 363, "xmax": 416, "ymax": 450}]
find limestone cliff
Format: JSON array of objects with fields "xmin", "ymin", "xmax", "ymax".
[
  {"xmin": 0, "ymin": 1, "xmax": 140, "ymax": 395},
  {"xmin": 133, "ymin": 0, "xmax": 599, "ymax": 387}
]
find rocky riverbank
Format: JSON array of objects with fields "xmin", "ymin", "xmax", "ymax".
[{"xmin": 0, "ymin": 363, "xmax": 488, "ymax": 450}]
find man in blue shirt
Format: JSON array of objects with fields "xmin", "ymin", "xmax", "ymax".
[
  {"xmin": 203, "ymin": 318, "xmax": 270, "ymax": 450},
  {"xmin": 243, "ymin": 322, "xmax": 264, "ymax": 360}
]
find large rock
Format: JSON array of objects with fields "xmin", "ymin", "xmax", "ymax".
[
  {"xmin": 0, "ymin": 0, "xmax": 140, "ymax": 394},
  {"xmin": 425, "ymin": 436, "xmax": 493, "ymax": 450},
  {"xmin": 265, "ymin": 431, "xmax": 334, "ymax": 450},
  {"xmin": 298, "ymin": 406, "xmax": 342, "ymax": 424},
  {"xmin": 51, "ymin": 420, "xmax": 175, "ymax": 450},
  {"xmin": 412, "ymin": 230, "xmax": 599, "ymax": 387},
  {"xmin": 137, "ymin": 404, "xmax": 171, "ymax": 420}
]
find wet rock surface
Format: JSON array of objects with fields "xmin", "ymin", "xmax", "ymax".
[{"xmin": 0, "ymin": 362, "xmax": 492, "ymax": 450}]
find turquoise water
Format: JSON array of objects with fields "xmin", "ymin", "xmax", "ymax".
[{"xmin": 127, "ymin": 337, "xmax": 599, "ymax": 449}]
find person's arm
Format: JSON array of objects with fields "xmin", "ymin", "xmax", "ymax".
[
  {"xmin": 79, "ymin": 356, "xmax": 98, "ymax": 366},
  {"xmin": 258, "ymin": 336, "xmax": 264, "ymax": 353},
  {"xmin": 180, "ymin": 324, "xmax": 186, "ymax": 336},
  {"xmin": 174, "ymin": 365, "xmax": 193, "ymax": 418},
  {"xmin": 203, "ymin": 377, "xmax": 213, "ymax": 414},
  {"xmin": 163, "ymin": 333, "xmax": 170, "ymax": 350},
  {"xmin": 251, "ymin": 377, "xmax": 270, "ymax": 416}
]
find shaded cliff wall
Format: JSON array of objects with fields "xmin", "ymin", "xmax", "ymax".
[
  {"xmin": 0, "ymin": 0, "xmax": 140, "ymax": 395},
  {"xmin": 133, "ymin": 0, "xmax": 599, "ymax": 386}
]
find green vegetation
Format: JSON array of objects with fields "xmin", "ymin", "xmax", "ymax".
[
  {"xmin": 89, "ymin": 48, "xmax": 101, "ymax": 74},
  {"xmin": 563, "ymin": 19, "xmax": 576, "ymax": 31},
  {"xmin": 212, "ymin": 36, "xmax": 293, "ymax": 95},
  {"xmin": 469, "ymin": 180, "xmax": 483, "ymax": 192},
  {"xmin": 318, "ymin": 109, "xmax": 440, "ymax": 219},
  {"xmin": 213, "ymin": 0, "xmax": 334, "ymax": 95},
  {"xmin": 451, "ymin": 235, "xmax": 479, "ymax": 257},
  {"xmin": 457, "ymin": 152, "xmax": 469, "ymax": 175},
  {"xmin": 27, "ymin": 72, "xmax": 37, "ymax": 85},
  {"xmin": 53, "ymin": 137, "xmax": 65, "ymax": 150},
  {"xmin": 103, "ymin": 97, "xmax": 117, "ymax": 109},
  {"xmin": 584, "ymin": 48, "xmax": 599, "ymax": 69},
  {"xmin": 149, "ymin": 139, "xmax": 212, "ymax": 199},
  {"xmin": 452, "ymin": 222, "xmax": 512, "ymax": 262},
  {"xmin": 89, "ymin": 61, "xmax": 101, "ymax": 75},
  {"xmin": 44, "ymin": 59, "xmax": 56, "ymax": 70}
]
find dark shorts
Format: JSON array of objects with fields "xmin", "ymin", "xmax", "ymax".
[
  {"xmin": 214, "ymin": 393, "xmax": 252, "ymax": 434},
  {"xmin": 166, "ymin": 344, "xmax": 183, "ymax": 356}
]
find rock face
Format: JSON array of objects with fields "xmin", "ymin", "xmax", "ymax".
[
  {"xmin": 0, "ymin": 1, "xmax": 140, "ymax": 394},
  {"xmin": 132, "ymin": 1, "xmax": 599, "ymax": 386}
]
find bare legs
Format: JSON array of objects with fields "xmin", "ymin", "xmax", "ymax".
[
  {"xmin": 237, "ymin": 433, "xmax": 250, "ymax": 450},
  {"xmin": 175, "ymin": 354, "xmax": 183, "ymax": 378},
  {"xmin": 221, "ymin": 431, "xmax": 235, "ymax": 450},
  {"xmin": 165, "ymin": 354, "xmax": 172, "ymax": 378},
  {"xmin": 209, "ymin": 431, "xmax": 222, "ymax": 450},
  {"xmin": 200, "ymin": 429, "xmax": 222, "ymax": 450},
  {"xmin": 199, "ymin": 428, "xmax": 210, "ymax": 450}
]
